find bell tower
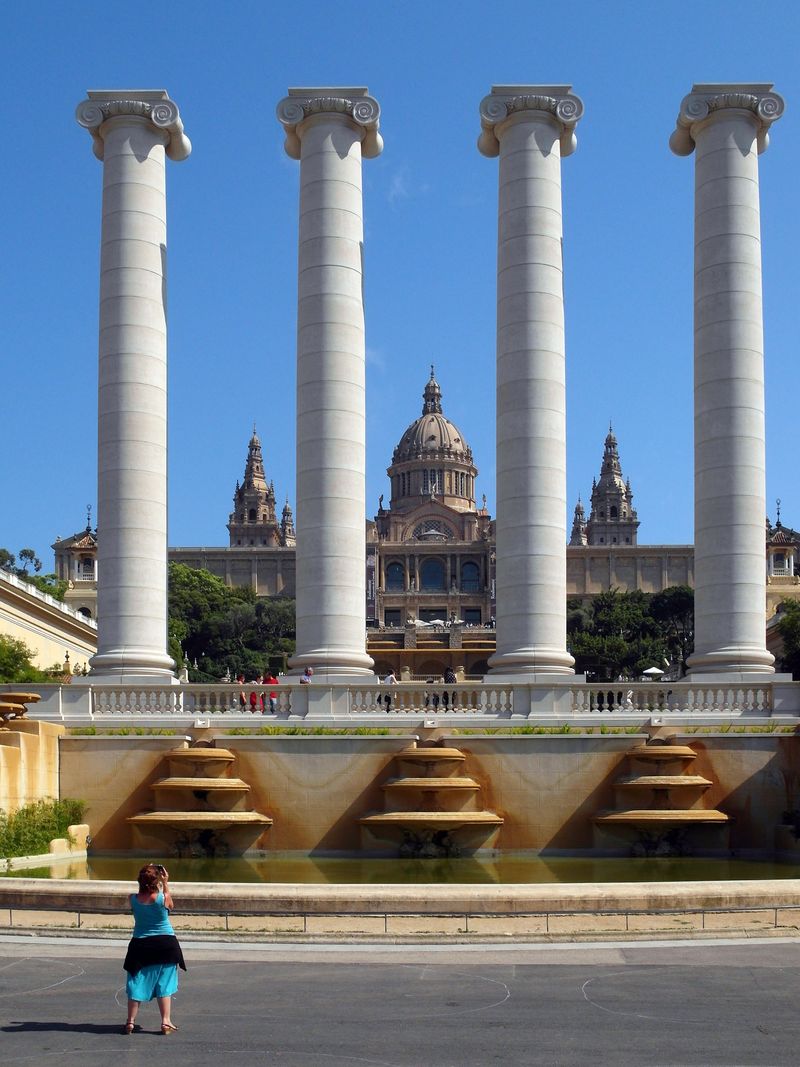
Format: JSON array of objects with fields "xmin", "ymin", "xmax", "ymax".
[
  {"xmin": 586, "ymin": 426, "xmax": 639, "ymax": 546},
  {"xmin": 227, "ymin": 427, "xmax": 280, "ymax": 547}
]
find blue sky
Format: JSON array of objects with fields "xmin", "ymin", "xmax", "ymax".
[{"xmin": 2, "ymin": 1, "xmax": 798, "ymax": 570}]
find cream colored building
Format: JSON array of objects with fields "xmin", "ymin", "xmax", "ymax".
[{"xmin": 0, "ymin": 570, "xmax": 96, "ymax": 675}]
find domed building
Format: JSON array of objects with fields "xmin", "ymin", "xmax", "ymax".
[{"xmin": 367, "ymin": 368, "xmax": 496, "ymax": 677}]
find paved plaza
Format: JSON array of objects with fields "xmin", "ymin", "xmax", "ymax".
[{"xmin": 2, "ymin": 935, "xmax": 800, "ymax": 1065}]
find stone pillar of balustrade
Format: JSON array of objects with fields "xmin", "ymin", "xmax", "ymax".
[
  {"xmin": 76, "ymin": 90, "xmax": 191, "ymax": 682},
  {"xmin": 670, "ymin": 84, "xmax": 783, "ymax": 676},
  {"xmin": 277, "ymin": 88, "xmax": 382, "ymax": 679},
  {"xmin": 478, "ymin": 85, "xmax": 581, "ymax": 677}
]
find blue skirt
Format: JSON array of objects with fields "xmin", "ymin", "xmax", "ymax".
[{"xmin": 126, "ymin": 962, "xmax": 178, "ymax": 1001}]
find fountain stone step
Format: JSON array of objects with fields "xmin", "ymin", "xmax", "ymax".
[
  {"xmin": 128, "ymin": 811, "xmax": 272, "ymax": 829},
  {"xmin": 167, "ymin": 748, "xmax": 236, "ymax": 762},
  {"xmin": 382, "ymin": 777, "xmax": 479, "ymax": 791},
  {"xmin": 151, "ymin": 777, "xmax": 251, "ymax": 791},
  {"xmin": 360, "ymin": 811, "xmax": 503, "ymax": 830},
  {"xmin": 594, "ymin": 809, "xmax": 728, "ymax": 828},
  {"xmin": 616, "ymin": 775, "xmax": 712, "ymax": 789},
  {"xmin": 398, "ymin": 748, "xmax": 466, "ymax": 762},
  {"xmin": 627, "ymin": 745, "xmax": 697, "ymax": 762}
]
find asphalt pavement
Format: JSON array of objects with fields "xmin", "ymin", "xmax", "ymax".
[{"xmin": 2, "ymin": 935, "xmax": 800, "ymax": 1066}]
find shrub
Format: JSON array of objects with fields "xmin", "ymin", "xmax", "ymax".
[{"xmin": 0, "ymin": 798, "xmax": 86, "ymax": 859}]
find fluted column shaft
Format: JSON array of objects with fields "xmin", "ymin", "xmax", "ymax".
[
  {"xmin": 76, "ymin": 91, "xmax": 190, "ymax": 682},
  {"xmin": 671, "ymin": 84, "xmax": 783, "ymax": 675},
  {"xmin": 478, "ymin": 86, "xmax": 582, "ymax": 676},
  {"xmin": 278, "ymin": 89, "xmax": 382, "ymax": 678}
]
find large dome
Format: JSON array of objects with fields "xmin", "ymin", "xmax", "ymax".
[{"xmin": 392, "ymin": 369, "xmax": 473, "ymax": 464}]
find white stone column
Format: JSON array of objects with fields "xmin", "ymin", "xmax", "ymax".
[
  {"xmin": 478, "ymin": 86, "xmax": 582, "ymax": 677},
  {"xmin": 76, "ymin": 90, "xmax": 190, "ymax": 682},
  {"xmin": 277, "ymin": 88, "xmax": 382, "ymax": 679},
  {"xmin": 670, "ymin": 84, "xmax": 783, "ymax": 676}
]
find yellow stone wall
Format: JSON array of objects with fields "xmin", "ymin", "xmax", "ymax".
[
  {"xmin": 0, "ymin": 721, "xmax": 64, "ymax": 813},
  {"xmin": 56, "ymin": 731, "xmax": 800, "ymax": 854}
]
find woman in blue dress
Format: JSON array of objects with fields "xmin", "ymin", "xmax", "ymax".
[{"xmin": 122, "ymin": 863, "xmax": 186, "ymax": 1034}]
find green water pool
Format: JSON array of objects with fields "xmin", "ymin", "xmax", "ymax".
[{"xmin": 7, "ymin": 854, "xmax": 800, "ymax": 884}]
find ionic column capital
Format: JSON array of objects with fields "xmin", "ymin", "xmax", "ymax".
[
  {"xmin": 276, "ymin": 87, "xmax": 383, "ymax": 160},
  {"xmin": 478, "ymin": 84, "xmax": 584, "ymax": 158},
  {"xmin": 670, "ymin": 82, "xmax": 784, "ymax": 156},
  {"xmin": 76, "ymin": 89, "xmax": 191, "ymax": 162}
]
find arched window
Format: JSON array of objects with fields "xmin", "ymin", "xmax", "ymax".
[
  {"xmin": 78, "ymin": 607, "xmax": 92, "ymax": 619},
  {"xmin": 413, "ymin": 520, "xmax": 453, "ymax": 541},
  {"xmin": 248, "ymin": 508, "xmax": 257, "ymax": 522},
  {"xmin": 421, "ymin": 559, "xmax": 446, "ymax": 591},
  {"xmin": 461, "ymin": 561, "xmax": 480, "ymax": 592},
  {"xmin": 610, "ymin": 506, "xmax": 618, "ymax": 518},
  {"xmin": 386, "ymin": 562, "xmax": 405, "ymax": 591}
]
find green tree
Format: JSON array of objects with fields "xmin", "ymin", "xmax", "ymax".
[
  {"xmin": 0, "ymin": 635, "xmax": 51, "ymax": 682},
  {"xmin": 566, "ymin": 587, "xmax": 690, "ymax": 681},
  {"xmin": 17, "ymin": 548, "xmax": 41, "ymax": 575},
  {"xmin": 24, "ymin": 573, "xmax": 69, "ymax": 601},
  {"xmin": 651, "ymin": 585, "xmax": 695, "ymax": 672},
  {"xmin": 777, "ymin": 600, "xmax": 800, "ymax": 679},
  {"xmin": 167, "ymin": 562, "xmax": 295, "ymax": 681}
]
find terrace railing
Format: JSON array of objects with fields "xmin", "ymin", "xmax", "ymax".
[{"xmin": 6, "ymin": 678, "xmax": 792, "ymax": 724}]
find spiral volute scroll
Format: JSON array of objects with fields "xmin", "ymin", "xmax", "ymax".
[
  {"xmin": 75, "ymin": 101, "xmax": 105, "ymax": 130},
  {"xmin": 150, "ymin": 100, "xmax": 180, "ymax": 128},
  {"xmin": 670, "ymin": 84, "xmax": 784, "ymax": 156}
]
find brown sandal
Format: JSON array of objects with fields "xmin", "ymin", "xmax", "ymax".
[{"xmin": 161, "ymin": 1022, "xmax": 179, "ymax": 1035}]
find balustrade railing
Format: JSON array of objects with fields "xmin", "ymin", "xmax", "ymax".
[
  {"xmin": 12, "ymin": 677, "xmax": 785, "ymax": 722},
  {"xmin": 570, "ymin": 683, "xmax": 772, "ymax": 716}
]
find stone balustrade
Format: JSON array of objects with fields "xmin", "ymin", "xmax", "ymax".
[{"xmin": 5, "ymin": 678, "xmax": 796, "ymax": 725}]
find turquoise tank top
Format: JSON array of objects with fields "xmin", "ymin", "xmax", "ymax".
[{"xmin": 130, "ymin": 891, "xmax": 174, "ymax": 937}]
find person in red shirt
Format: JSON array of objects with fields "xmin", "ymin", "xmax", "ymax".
[{"xmin": 264, "ymin": 672, "xmax": 279, "ymax": 714}]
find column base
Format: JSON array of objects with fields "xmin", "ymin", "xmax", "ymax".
[
  {"xmin": 686, "ymin": 648, "xmax": 775, "ymax": 676},
  {"xmin": 486, "ymin": 647, "xmax": 575, "ymax": 678},
  {"xmin": 85, "ymin": 649, "xmax": 177, "ymax": 685},
  {"xmin": 288, "ymin": 649, "xmax": 375, "ymax": 682}
]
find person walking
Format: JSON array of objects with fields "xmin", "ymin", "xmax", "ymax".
[
  {"xmin": 122, "ymin": 864, "xmax": 186, "ymax": 1035},
  {"xmin": 299, "ymin": 666, "xmax": 314, "ymax": 684},
  {"xmin": 443, "ymin": 666, "xmax": 457, "ymax": 709},
  {"xmin": 383, "ymin": 669, "xmax": 397, "ymax": 710}
]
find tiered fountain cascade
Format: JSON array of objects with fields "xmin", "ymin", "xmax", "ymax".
[
  {"xmin": 0, "ymin": 691, "xmax": 40, "ymax": 726},
  {"xmin": 128, "ymin": 740, "xmax": 272, "ymax": 857},
  {"xmin": 360, "ymin": 741, "xmax": 503, "ymax": 856},
  {"xmin": 594, "ymin": 739, "xmax": 729, "ymax": 855}
]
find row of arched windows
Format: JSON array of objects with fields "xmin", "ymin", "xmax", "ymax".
[
  {"xmin": 393, "ymin": 470, "xmax": 473, "ymax": 499},
  {"xmin": 384, "ymin": 559, "xmax": 481, "ymax": 592}
]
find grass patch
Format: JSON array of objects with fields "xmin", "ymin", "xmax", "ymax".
[
  {"xmin": 224, "ymin": 726, "xmax": 393, "ymax": 736},
  {"xmin": 453, "ymin": 725, "xmax": 644, "ymax": 736},
  {"xmin": 684, "ymin": 724, "xmax": 794, "ymax": 735},
  {"xmin": 68, "ymin": 727, "xmax": 178, "ymax": 736},
  {"xmin": 0, "ymin": 798, "xmax": 86, "ymax": 859}
]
